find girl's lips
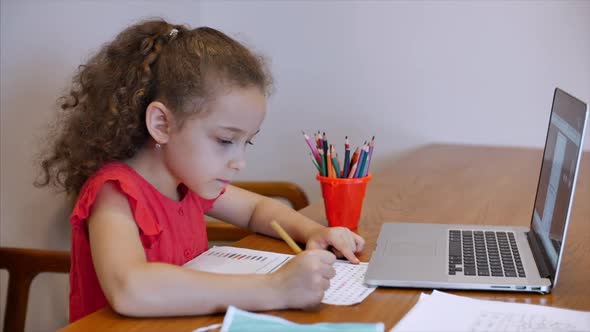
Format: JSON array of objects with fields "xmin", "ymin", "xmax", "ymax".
[{"xmin": 216, "ymin": 179, "xmax": 231, "ymax": 186}]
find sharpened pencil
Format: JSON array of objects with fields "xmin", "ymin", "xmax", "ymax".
[
  {"xmin": 343, "ymin": 136, "xmax": 351, "ymax": 178},
  {"xmin": 331, "ymin": 145, "xmax": 342, "ymax": 178},
  {"xmin": 363, "ymin": 136, "xmax": 375, "ymax": 177},
  {"xmin": 309, "ymin": 152, "xmax": 320, "ymax": 173},
  {"xmin": 302, "ymin": 130, "xmax": 321, "ymax": 164}
]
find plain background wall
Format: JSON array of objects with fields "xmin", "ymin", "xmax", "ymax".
[{"xmin": 1, "ymin": 1, "xmax": 588, "ymax": 331}]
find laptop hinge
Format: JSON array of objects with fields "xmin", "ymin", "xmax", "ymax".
[{"xmin": 526, "ymin": 231, "xmax": 552, "ymax": 279}]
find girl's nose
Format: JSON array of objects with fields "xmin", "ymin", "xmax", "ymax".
[{"xmin": 228, "ymin": 156, "xmax": 246, "ymax": 171}]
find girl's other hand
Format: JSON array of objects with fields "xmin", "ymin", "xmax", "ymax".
[
  {"xmin": 306, "ymin": 227, "xmax": 365, "ymax": 264},
  {"xmin": 272, "ymin": 249, "xmax": 336, "ymax": 310}
]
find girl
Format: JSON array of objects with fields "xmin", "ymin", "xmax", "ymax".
[{"xmin": 36, "ymin": 19, "xmax": 365, "ymax": 322}]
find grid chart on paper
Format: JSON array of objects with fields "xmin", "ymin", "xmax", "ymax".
[{"xmin": 323, "ymin": 262, "xmax": 375, "ymax": 305}]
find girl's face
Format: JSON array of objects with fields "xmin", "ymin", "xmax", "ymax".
[{"xmin": 164, "ymin": 86, "xmax": 267, "ymax": 199}]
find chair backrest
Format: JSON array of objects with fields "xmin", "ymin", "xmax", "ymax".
[
  {"xmin": 232, "ymin": 181, "xmax": 309, "ymax": 210},
  {"xmin": 0, "ymin": 181, "xmax": 308, "ymax": 332},
  {"xmin": 0, "ymin": 247, "xmax": 70, "ymax": 332},
  {"xmin": 207, "ymin": 181, "xmax": 309, "ymax": 241}
]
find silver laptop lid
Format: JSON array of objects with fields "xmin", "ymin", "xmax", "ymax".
[{"xmin": 529, "ymin": 88, "xmax": 588, "ymax": 287}]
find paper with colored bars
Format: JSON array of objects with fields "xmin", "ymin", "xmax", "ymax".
[{"xmin": 184, "ymin": 246, "xmax": 376, "ymax": 305}]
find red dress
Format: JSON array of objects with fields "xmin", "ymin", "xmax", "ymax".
[{"xmin": 69, "ymin": 162, "xmax": 221, "ymax": 322}]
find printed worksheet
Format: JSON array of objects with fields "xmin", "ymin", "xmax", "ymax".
[
  {"xmin": 391, "ymin": 290, "xmax": 590, "ymax": 332},
  {"xmin": 184, "ymin": 246, "xmax": 292, "ymax": 274},
  {"xmin": 184, "ymin": 246, "xmax": 376, "ymax": 305},
  {"xmin": 323, "ymin": 261, "xmax": 375, "ymax": 305}
]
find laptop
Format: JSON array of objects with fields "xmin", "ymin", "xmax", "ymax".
[{"xmin": 365, "ymin": 88, "xmax": 588, "ymax": 293}]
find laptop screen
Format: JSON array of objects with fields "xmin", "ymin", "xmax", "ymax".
[{"xmin": 531, "ymin": 88, "xmax": 588, "ymax": 279}]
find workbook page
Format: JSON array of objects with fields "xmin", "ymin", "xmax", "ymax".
[{"xmin": 184, "ymin": 246, "xmax": 376, "ymax": 305}]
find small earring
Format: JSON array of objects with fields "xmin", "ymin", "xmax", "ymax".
[{"xmin": 155, "ymin": 143, "xmax": 162, "ymax": 149}]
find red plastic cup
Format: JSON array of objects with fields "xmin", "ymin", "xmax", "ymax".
[{"xmin": 316, "ymin": 174, "xmax": 372, "ymax": 230}]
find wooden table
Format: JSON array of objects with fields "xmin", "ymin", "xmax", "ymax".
[{"xmin": 59, "ymin": 144, "xmax": 590, "ymax": 332}]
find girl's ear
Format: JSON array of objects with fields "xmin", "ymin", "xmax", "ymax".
[{"xmin": 145, "ymin": 101, "xmax": 174, "ymax": 144}]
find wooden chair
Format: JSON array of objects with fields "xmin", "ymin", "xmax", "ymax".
[
  {"xmin": 207, "ymin": 181, "xmax": 309, "ymax": 241},
  {"xmin": 0, "ymin": 181, "xmax": 308, "ymax": 332},
  {"xmin": 0, "ymin": 247, "xmax": 71, "ymax": 332}
]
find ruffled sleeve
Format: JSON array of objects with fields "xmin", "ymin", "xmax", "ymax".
[{"xmin": 70, "ymin": 167, "xmax": 162, "ymax": 240}]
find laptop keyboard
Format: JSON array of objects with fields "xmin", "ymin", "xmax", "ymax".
[{"xmin": 448, "ymin": 230, "xmax": 526, "ymax": 278}]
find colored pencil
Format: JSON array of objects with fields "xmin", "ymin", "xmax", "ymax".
[
  {"xmin": 327, "ymin": 148, "xmax": 335, "ymax": 178},
  {"xmin": 358, "ymin": 144, "xmax": 370, "ymax": 177},
  {"xmin": 363, "ymin": 136, "xmax": 375, "ymax": 177},
  {"xmin": 348, "ymin": 160, "xmax": 358, "ymax": 178},
  {"xmin": 270, "ymin": 220, "xmax": 302, "ymax": 254},
  {"xmin": 317, "ymin": 131, "xmax": 322, "ymax": 147},
  {"xmin": 354, "ymin": 143, "xmax": 367, "ymax": 178},
  {"xmin": 322, "ymin": 132, "xmax": 329, "ymax": 177},
  {"xmin": 301, "ymin": 132, "xmax": 375, "ymax": 178},
  {"xmin": 309, "ymin": 152, "xmax": 320, "ymax": 173},
  {"xmin": 343, "ymin": 136, "xmax": 350, "ymax": 178},
  {"xmin": 335, "ymin": 151, "xmax": 343, "ymax": 179},
  {"xmin": 302, "ymin": 130, "xmax": 321, "ymax": 163},
  {"xmin": 331, "ymin": 145, "xmax": 342, "ymax": 178},
  {"xmin": 359, "ymin": 145, "xmax": 369, "ymax": 177},
  {"xmin": 347, "ymin": 147, "xmax": 360, "ymax": 178},
  {"xmin": 318, "ymin": 148, "xmax": 327, "ymax": 176}
]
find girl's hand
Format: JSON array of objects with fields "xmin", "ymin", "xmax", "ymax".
[
  {"xmin": 306, "ymin": 227, "xmax": 365, "ymax": 264},
  {"xmin": 272, "ymin": 250, "xmax": 336, "ymax": 309}
]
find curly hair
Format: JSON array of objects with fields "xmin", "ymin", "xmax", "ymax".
[{"xmin": 35, "ymin": 18, "xmax": 273, "ymax": 196}]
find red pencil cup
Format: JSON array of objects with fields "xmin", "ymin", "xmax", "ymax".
[{"xmin": 316, "ymin": 174, "xmax": 372, "ymax": 230}]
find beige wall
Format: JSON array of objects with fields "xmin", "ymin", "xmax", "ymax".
[{"xmin": 1, "ymin": 1, "xmax": 589, "ymax": 331}]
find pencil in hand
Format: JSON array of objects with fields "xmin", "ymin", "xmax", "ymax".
[{"xmin": 270, "ymin": 220, "xmax": 303, "ymax": 254}]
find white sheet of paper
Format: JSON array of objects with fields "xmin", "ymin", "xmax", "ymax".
[
  {"xmin": 184, "ymin": 246, "xmax": 376, "ymax": 306},
  {"xmin": 391, "ymin": 290, "xmax": 590, "ymax": 332}
]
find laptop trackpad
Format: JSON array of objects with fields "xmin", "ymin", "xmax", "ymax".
[
  {"xmin": 385, "ymin": 240, "xmax": 437, "ymax": 256},
  {"xmin": 368, "ymin": 238, "xmax": 442, "ymax": 282}
]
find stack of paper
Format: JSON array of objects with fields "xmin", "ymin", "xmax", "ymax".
[
  {"xmin": 184, "ymin": 246, "xmax": 377, "ymax": 306},
  {"xmin": 391, "ymin": 290, "xmax": 590, "ymax": 332}
]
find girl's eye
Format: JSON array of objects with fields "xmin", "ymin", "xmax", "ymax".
[
  {"xmin": 217, "ymin": 137, "xmax": 254, "ymax": 146},
  {"xmin": 218, "ymin": 138, "xmax": 233, "ymax": 145}
]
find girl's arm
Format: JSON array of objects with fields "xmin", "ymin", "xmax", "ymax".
[
  {"xmin": 207, "ymin": 185, "xmax": 323, "ymax": 244},
  {"xmin": 88, "ymin": 182, "xmax": 334, "ymax": 317},
  {"xmin": 207, "ymin": 185, "xmax": 364, "ymax": 262}
]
